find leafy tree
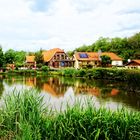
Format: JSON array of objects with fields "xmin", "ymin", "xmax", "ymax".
[
  {"xmin": 94, "ymin": 37, "xmax": 111, "ymax": 52},
  {"xmin": 67, "ymin": 51, "xmax": 74, "ymax": 57},
  {"xmin": 35, "ymin": 49, "xmax": 44, "ymax": 64},
  {"xmin": 74, "ymin": 32, "xmax": 140, "ymax": 60},
  {"xmin": 14, "ymin": 51, "xmax": 26, "ymax": 66},
  {"xmin": 127, "ymin": 32, "xmax": 140, "ymax": 59},
  {"xmin": 0, "ymin": 46, "xmax": 4, "ymax": 67},
  {"xmin": 128, "ymin": 32, "xmax": 140, "ymax": 49},
  {"xmin": 75, "ymin": 45, "xmax": 90, "ymax": 52},
  {"xmin": 4, "ymin": 49, "xmax": 15, "ymax": 64},
  {"xmin": 100, "ymin": 55, "xmax": 111, "ymax": 67}
]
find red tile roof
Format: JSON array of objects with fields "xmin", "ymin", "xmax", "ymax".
[
  {"xmin": 102, "ymin": 52, "xmax": 123, "ymax": 60},
  {"xmin": 126, "ymin": 60, "xmax": 140, "ymax": 66},
  {"xmin": 133, "ymin": 60, "xmax": 140, "ymax": 64},
  {"xmin": 74, "ymin": 52, "xmax": 99, "ymax": 61},
  {"xmin": 74, "ymin": 52, "xmax": 122, "ymax": 61},
  {"xmin": 26, "ymin": 56, "xmax": 35, "ymax": 63},
  {"xmin": 43, "ymin": 48, "xmax": 64, "ymax": 62}
]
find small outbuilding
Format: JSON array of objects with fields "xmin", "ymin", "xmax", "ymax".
[{"xmin": 125, "ymin": 60, "xmax": 140, "ymax": 69}]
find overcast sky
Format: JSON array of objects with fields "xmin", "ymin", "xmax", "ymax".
[{"xmin": 0, "ymin": 0, "xmax": 140, "ymax": 52}]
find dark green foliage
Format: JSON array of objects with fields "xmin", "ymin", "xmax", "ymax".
[
  {"xmin": 37, "ymin": 63, "xmax": 43, "ymax": 69},
  {"xmin": 4, "ymin": 49, "xmax": 15, "ymax": 64},
  {"xmin": 74, "ymin": 32, "xmax": 140, "ymax": 60},
  {"xmin": 0, "ymin": 47, "xmax": 5, "ymax": 67},
  {"xmin": 7, "ymin": 69, "xmax": 37, "ymax": 75},
  {"xmin": 59, "ymin": 68, "xmax": 140, "ymax": 86},
  {"xmin": 100, "ymin": 55, "xmax": 111, "ymax": 66},
  {"xmin": 35, "ymin": 50, "xmax": 44, "ymax": 64},
  {"xmin": 41, "ymin": 66, "xmax": 49, "ymax": 72}
]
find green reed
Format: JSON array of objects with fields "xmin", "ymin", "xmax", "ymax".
[{"xmin": 0, "ymin": 89, "xmax": 140, "ymax": 140}]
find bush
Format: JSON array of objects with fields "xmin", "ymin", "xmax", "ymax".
[
  {"xmin": 37, "ymin": 63, "xmax": 43, "ymax": 69},
  {"xmin": 41, "ymin": 66, "xmax": 49, "ymax": 72}
]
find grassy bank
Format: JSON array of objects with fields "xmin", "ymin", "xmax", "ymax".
[
  {"xmin": 58, "ymin": 68, "xmax": 140, "ymax": 82},
  {"xmin": 1, "ymin": 68, "xmax": 140, "ymax": 82},
  {"xmin": 0, "ymin": 89, "xmax": 140, "ymax": 140},
  {"xmin": 0, "ymin": 69, "xmax": 50, "ymax": 76}
]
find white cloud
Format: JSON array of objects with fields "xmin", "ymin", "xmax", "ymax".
[{"xmin": 0, "ymin": 0, "xmax": 140, "ymax": 52}]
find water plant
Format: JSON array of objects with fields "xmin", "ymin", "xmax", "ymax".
[{"xmin": 0, "ymin": 89, "xmax": 140, "ymax": 140}]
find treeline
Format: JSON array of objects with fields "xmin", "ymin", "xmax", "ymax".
[
  {"xmin": 0, "ymin": 32, "xmax": 140, "ymax": 68},
  {"xmin": 0, "ymin": 48, "xmax": 26, "ymax": 68},
  {"xmin": 68, "ymin": 32, "xmax": 140, "ymax": 61},
  {"xmin": 0, "ymin": 48, "xmax": 44, "ymax": 69}
]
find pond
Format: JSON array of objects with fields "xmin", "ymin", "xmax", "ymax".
[{"xmin": 0, "ymin": 74, "xmax": 140, "ymax": 111}]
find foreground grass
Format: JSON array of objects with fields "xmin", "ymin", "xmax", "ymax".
[{"xmin": 0, "ymin": 89, "xmax": 140, "ymax": 140}]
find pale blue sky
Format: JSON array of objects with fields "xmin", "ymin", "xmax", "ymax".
[{"xmin": 0, "ymin": 0, "xmax": 140, "ymax": 52}]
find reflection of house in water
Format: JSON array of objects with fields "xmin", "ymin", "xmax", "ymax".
[
  {"xmin": 110, "ymin": 89, "xmax": 119, "ymax": 96},
  {"xmin": 24, "ymin": 77, "xmax": 68, "ymax": 97},
  {"xmin": 74, "ymin": 86, "xmax": 100, "ymax": 96},
  {"xmin": 73, "ymin": 81, "xmax": 120, "ymax": 97},
  {"xmin": 25, "ymin": 77, "xmax": 37, "ymax": 87},
  {"xmin": 42, "ymin": 77, "xmax": 68, "ymax": 97}
]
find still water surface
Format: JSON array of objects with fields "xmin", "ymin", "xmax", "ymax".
[{"xmin": 0, "ymin": 75, "xmax": 140, "ymax": 111}]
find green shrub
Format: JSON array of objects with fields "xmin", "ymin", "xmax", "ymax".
[{"xmin": 41, "ymin": 66, "xmax": 49, "ymax": 72}]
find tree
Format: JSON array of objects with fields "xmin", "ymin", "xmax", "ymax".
[
  {"xmin": 0, "ymin": 46, "xmax": 4, "ymax": 67},
  {"xmin": 35, "ymin": 49, "xmax": 44, "ymax": 64},
  {"xmin": 4, "ymin": 49, "xmax": 15, "ymax": 64},
  {"xmin": 101, "ymin": 55, "xmax": 111, "ymax": 67},
  {"xmin": 94, "ymin": 37, "xmax": 111, "ymax": 52},
  {"xmin": 14, "ymin": 51, "xmax": 26, "ymax": 67},
  {"xmin": 75, "ymin": 45, "xmax": 90, "ymax": 52},
  {"xmin": 67, "ymin": 51, "xmax": 74, "ymax": 57}
]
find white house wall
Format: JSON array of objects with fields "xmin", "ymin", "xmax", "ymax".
[
  {"xmin": 74, "ymin": 60, "xmax": 80, "ymax": 69},
  {"xmin": 112, "ymin": 61, "xmax": 123, "ymax": 66}
]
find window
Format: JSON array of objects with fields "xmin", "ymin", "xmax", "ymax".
[{"xmin": 61, "ymin": 55, "xmax": 64, "ymax": 59}]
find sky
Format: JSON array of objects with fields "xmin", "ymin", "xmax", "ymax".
[{"xmin": 0, "ymin": 0, "xmax": 140, "ymax": 52}]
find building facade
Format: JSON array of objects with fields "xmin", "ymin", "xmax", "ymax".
[
  {"xmin": 73, "ymin": 52, "xmax": 123, "ymax": 69},
  {"xmin": 125, "ymin": 60, "xmax": 140, "ymax": 69},
  {"xmin": 43, "ymin": 48, "xmax": 74, "ymax": 68},
  {"xmin": 26, "ymin": 48, "xmax": 74, "ymax": 68}
]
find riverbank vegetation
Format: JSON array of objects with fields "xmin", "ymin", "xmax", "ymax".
[
  {"xmin": 58, "ymin": 67, "xmax": 140, "ymax": 81},
  {"xmin": 0, "ymin": 89, "xmax": 140, "ymax": 139},
  {"xmin": 1, "ymin": 67, "xmax": 140, "ymax": 86}
]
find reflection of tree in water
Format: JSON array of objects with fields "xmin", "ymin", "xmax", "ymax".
[
  {"xmin": 70, "ymin": 78, "xmax": 140, "ymax": 110},
  {"xmin": 0, "ymin": 76, "xmax": 4, "ymax": 98},
  {"xmin": 2, "ymin": 75, "xmax": 140, "ymax": 110},
  {"xmin": 3, "ymin": 75, "xmax": 24, "ymax": 86}
]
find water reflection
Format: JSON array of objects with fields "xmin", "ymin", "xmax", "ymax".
[
  {"xmin": 1, "ymin": 75, "xmax": 140, "ymax": 111},
  {"xmin": 0, "ymin": 75, "xmax": 4, "ymax": 97}
]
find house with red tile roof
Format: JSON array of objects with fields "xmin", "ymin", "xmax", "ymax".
[
  {"xmin": 73, "ymin": 52, "xmax": 123, "ymax": 69},
  {"xmin": 42, "ymin": 48, "xmax": 74, "ymax": 68},
  {"xmin": 125, "ymin": 60, "xmax": 140, "ymax": 69},
  {"xmin": 26, "ymin": 48, "xmax": 74, "ymax": 68}
]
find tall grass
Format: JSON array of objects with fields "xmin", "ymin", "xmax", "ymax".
[
  {"xmin": 0, "ymin": 89, "xmax": 47, "ymax": 140},
  {"xmin": 0, "ymin": 89, "xmax": 140, "ymax": 140}
]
